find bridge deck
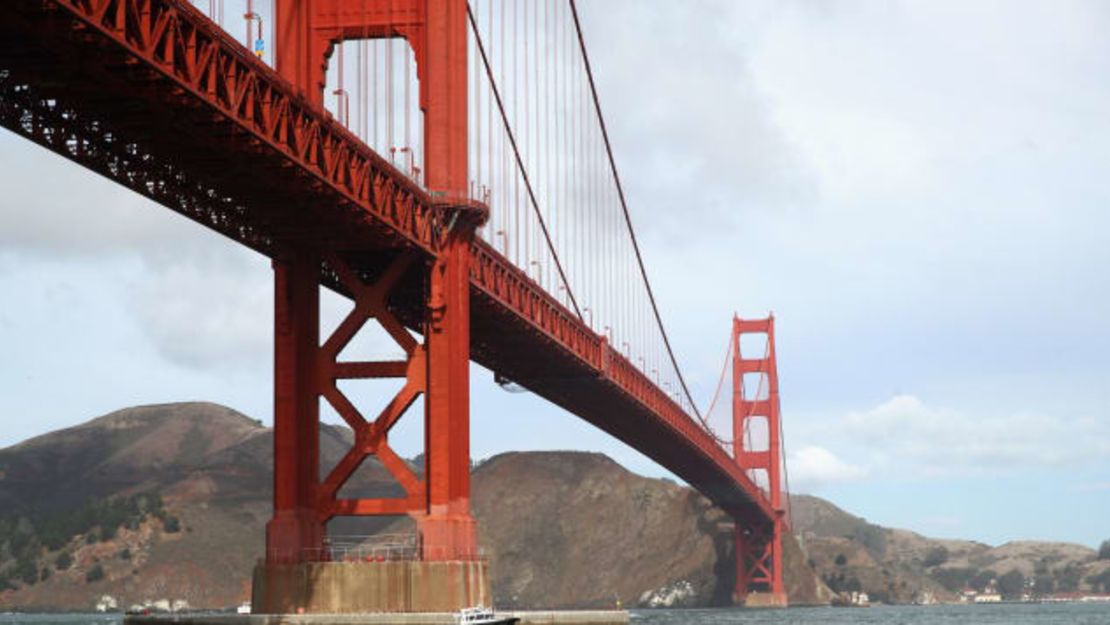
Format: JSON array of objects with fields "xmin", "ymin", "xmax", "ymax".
[{"xmin": 0, "ymin": 0, "xmax": 772, "ymax": 524}]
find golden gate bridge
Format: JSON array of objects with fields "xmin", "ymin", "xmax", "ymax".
[{"xmin": 0, "ymin": 0, "xmax": 792, "ymax": 610}]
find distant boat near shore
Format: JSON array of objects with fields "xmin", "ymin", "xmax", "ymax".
[
  {"xmin": 454, "ymin": 606, "xmax": 520, "ymax": 624},
  {"xmin": 831, "ymin": 591, "xmax": 870, "ymax": 608}
]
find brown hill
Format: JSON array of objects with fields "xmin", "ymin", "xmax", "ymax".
[
  {"xmin": 472, "ymin": 451, "xmax": 829, "ymax": 609},
  {"xmin": 790, "ymin": 495, "xmax": 1106, "ymax": 603},
  {"xmin": 0, "ymin": 403, "xmax": 396, "ymax": 609},
  {"xmin": 0, "ymin": 403, "xmax": 261, "ymax": 513},
  {"xmin": 0, "ymin": 402, "xmax": 829, "ymax": 611}
]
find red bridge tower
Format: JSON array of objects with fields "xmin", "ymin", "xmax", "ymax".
[
  {"xmin": 257, "ymin": 0, "xmax": 488, "ymax": 613},
  {"xmin": 733, "ymin": 315, "xmax": 788, "ymax": 606}
]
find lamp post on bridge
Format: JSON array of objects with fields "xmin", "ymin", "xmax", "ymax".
[
  {"xmin": 528, "ymin": 259, "xmax": 543, "ymax": 286},
  {"xmin": 243, "ymin": 0, "xmax": 262, "ymax": 56}
]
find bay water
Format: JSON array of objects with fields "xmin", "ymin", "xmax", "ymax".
[
  {"xmin": 632, "ymin": 603, "xmax": 1110, "ymax": 624},
  {"xmin": 2, "ymin": 604, "xmax": 1110, "ymax": 625}
]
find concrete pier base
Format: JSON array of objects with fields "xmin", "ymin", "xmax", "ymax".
[
  {"xmin": 251, "ymin": 561, "xmax": 490, "ymax": 614},
  {"xmin": 741, "ymin": 591, "xmax": 788, "ymax": 608}
]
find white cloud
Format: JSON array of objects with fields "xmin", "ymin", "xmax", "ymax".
[
  {"xmin": 126, "ymin": 249, "xmax": 272, "ymax": 368},
  {"xmin": 123, "ymin": 245, "xmax": 401, "ymax": 370},
  {"xmin": 828, "ymin": 394, "xmax": 1110, "ymax": 476},
  {"xmin": 0, "ymin": 132, "xmax": 201, "ymax": 259},
  {"xmin": 1072, "ymin": 481, "xmax": 1110, "ymax": 493},
  {"xmin": 580, "ymin": 0, "xmax": 818, "ymax": 239},
  {"xmin": 787, "ymin": 445, "xmax": 867, "ymax": 491},
  {"xmin": 0, "ymin": 129, "xmax": 278, "ymax": 369}
]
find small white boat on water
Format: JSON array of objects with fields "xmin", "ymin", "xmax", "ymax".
[{"xmin": 454, "ymin": 606, "xmax": 519, "ymax": 625}]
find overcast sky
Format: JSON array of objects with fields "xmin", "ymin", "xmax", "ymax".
[{"xmin": 1, "ymin": 0, "xmax": 1108, "ymax": 549}]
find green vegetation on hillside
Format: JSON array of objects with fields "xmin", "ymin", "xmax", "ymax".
[
  {"xmin": 0, "ymin": 492, "xmax": 166, "ymax": 589},
  {"xmin": 848, "ymin": 523, "xmax": 887, "ymax": 559},
  {"xmin": 928, "ymin": 561, "xmax": 1106, "ymax": 598},
  {"xmin": 1099, "ymin": 539, "xmax": 1110, "ymax": 560},
  {"xmin": 931, "ymin": 566, "xmax": 977, "ymax": 592},
  {"xmin": 1089, "ymin": 569, "xmax": 1110, "ymax": 593},
  {"xmin": 822, "ymin": 570, "xmax": 863, "ymax": 594},
  {"xmin": 922, "ymin": 545, "xmax": 948, "ymax": 567},
  {"xmin": 85, "ymin": 563, "xmax": 105, "ymax": 583},
  {"xmin": 1057, "ymin": 562, "xmax": 1084, "ymax": 592},
  {"xmin": 997, "ymin": 570, "xmax": 1024, "ymax": 599}
]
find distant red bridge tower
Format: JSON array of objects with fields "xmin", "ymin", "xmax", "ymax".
[{"xmin": 733, "ymin": 315, "xmax": 788, "ymax": 606}]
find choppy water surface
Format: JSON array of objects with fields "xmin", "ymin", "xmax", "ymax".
[
  {"xmin": 2, "ymin": 604, "xmax": 1110, "ymax": 625},
  {"xmin": 632, "ymin": 603, "xmax": 1110, "ymax": 624},
  {"xmin": 0, "ymin": 617, "xmax": 120, "ymax": 625}
]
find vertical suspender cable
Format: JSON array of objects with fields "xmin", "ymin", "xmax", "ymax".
[
  {"xmin": 518, "ymin": 1, "xmax": 525, "ymax": 261},
  {"xmin": 372, "ymin": 29, "xmax": 379, "ymax": 151},
  {"xmin": 587, "ymin": 47, "xmax": 595, "ymax": 315},
  {"xmin": 543, "ymin": 0, "xmax": 551, "ymax": 290},
  {"xmin": 571, "ymin": 22, "xmax": 579, "ymax": 308},
  {"xmin": 490, "ymin": 0, "xmax": 499, "ymax": 209},
  {"xmin": 522, "ymin": 0, "xmax": 531, "ymax": 272},
  {"xmin": 591, "ymin": 94, "xmax": 599, "ymax": 319},
  {"xmin": 405, "ymin": 36, "xmax": 412, "ymax": 174},
  {"xmin": 387, "ymin": 1, "xmax": 394, "ymax": 163},
  {"xmin": 559, "ymin": 0, "xmax": 569, "ymax": 306},
  {"xmin": 360, "ymin": 0, "xmax": 367, "ymax": 142},
  {"xmin": 336, "ymin": 38, "xmax": 347, "ymax": 126},
  {"xmin": 533, "ymin": 0, "xmax": 541, "ymax": 284},
  {"xmin": 532, "ymin": 0, "xmax": 540, "ymax": 280},
  {"xmin": 500, "ymin": 0, "xmax": 508, "ymax": 255},
  {"xmin": 473, "ymin": 3, "xmax": 480, "ymax": 196},
  {"xmin": 245, "ymin": 0, "xmax": 252, "ymax": 48},
  {"xmin": 357, "ymin": 40, "xmax": 364, "ymax": 138}
]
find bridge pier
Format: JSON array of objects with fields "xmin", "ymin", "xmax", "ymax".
[
  {"xmin": 420, "ymin": 228, "xmax": 479, "ymax": 562},
  {"xmin": 732, "ymin": 518, "xmax": 787, "ymax": 607},
  {"xmin": 252, "ymin": 560, "xmax": 490, "ymax": 614},
  {"xmin": 259, "ymin": 234, "xmax": 488, "ymax": 612},
  {"xmin": 267, "ymin": 253, "xmax": 326, "ymax": 564}
]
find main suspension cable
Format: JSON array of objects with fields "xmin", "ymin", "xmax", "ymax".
[{"xmin": 700, "ymin": 330, "xmax": 736, "ymax": 447}]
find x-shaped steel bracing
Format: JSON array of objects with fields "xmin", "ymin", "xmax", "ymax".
[
  {"xmin": 316, "ymin": 252, "xmax": 427, "ymax": 521},
  {"xmin": 740, "ymin": 523, "xmax": 777, "ymax": 591}
]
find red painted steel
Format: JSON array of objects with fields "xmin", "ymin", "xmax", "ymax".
[
  {"xmin": 269, "ymin": 253, "xmax": 326, "ymax": 563},
  {"xmin": 732, "ymin": 315, "xmax": 786, "ymax": 602},
  {"xmin": 0, "ymin": 0, "xmax": 785, "ymax": 597},
  {"xmin": 271, "ymin": 0, "xmax": 478, "ymax": 562}
]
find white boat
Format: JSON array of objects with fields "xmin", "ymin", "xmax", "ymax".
[
  {"xmin": 236, "ymin": 602, "xmax": 252, "ymax": 615},
  {"xmin": 454, "ymin": 606, "xmax": 519, "ymax": 625}
]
